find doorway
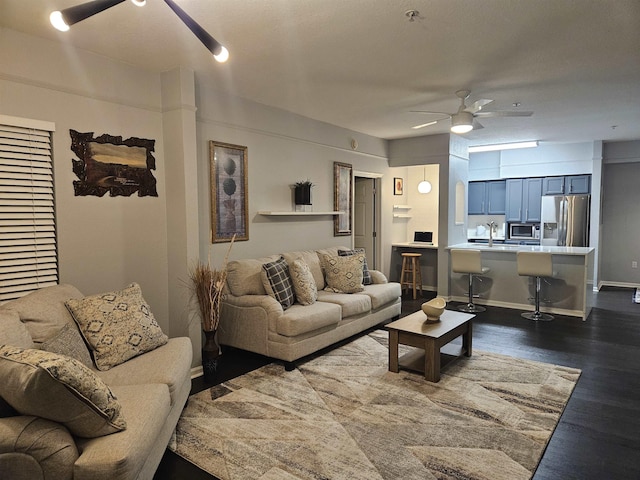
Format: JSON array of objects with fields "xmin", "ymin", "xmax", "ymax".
[{"xmin": 353, "ymin": 174, "xmax": 380, "ymax": 270}]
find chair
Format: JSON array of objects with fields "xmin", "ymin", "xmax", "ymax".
[
  {"xmin": 400, "ymin": 252, "xmax": 423, "ymax": 300},
  {"xmin": 451, "ymin": 249, "xmax": 489, "ymax": 313},
  {"xmin": 517, "ymin": 251, "xmax": 554, "ymax": 321}
]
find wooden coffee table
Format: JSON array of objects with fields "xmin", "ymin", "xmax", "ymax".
[{"xmin": 386, "ymin": 309, "xmax": 474, "ymax": 382}]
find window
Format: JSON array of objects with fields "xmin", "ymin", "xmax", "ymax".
[{"xmin": 0, "ymin": 115, "xmax": 57, "ymax": 301}]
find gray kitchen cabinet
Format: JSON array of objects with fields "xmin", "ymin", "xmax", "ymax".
[
  {"xmin": 506, "ymin": 177, "xmax": 542, "ymax": 222},
  {"xmin": 486, "ymin": 180, "xmax": 506, "ymax": 214},
  {"xmin": 565, "ymin": 175, "xmax": 591, "ymax": 194},
  {"xmin": 542, "ymin": 176, "xmax": 566, "ymax": 195},
  {"xmin": 468, "ymin": 181, "xmax": 486, "ymax": 215},
  {"xmin": 469, "ymin": 180, "xmax": 505, "ymax": 215}
]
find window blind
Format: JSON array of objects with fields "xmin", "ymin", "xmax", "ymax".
[{"xmin": 0, "ymin": 116, "xmax": 57, "ymax": 301}]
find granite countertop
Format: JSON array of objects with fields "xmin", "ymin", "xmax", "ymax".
[{"xmin": 447, "ymin": 243, "xmax": 594, "ymax": 255}]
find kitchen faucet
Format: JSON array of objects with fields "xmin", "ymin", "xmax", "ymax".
[{"xmin": 486, "ymin": 221, "xmax": 497, "ymax": 247}]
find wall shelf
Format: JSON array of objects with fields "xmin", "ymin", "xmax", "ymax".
[
  {"xmin": 393, "ymin": 213, "xmax": 412, "ymax": 218},
  {"xmin": 258, "ymin": 211, "xmax": 344, "ymax": 216},
  {"xmin": 393, "ymin": 205, "xmax": 411, "ymax": 210}
]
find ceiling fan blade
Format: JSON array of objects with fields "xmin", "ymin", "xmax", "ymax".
[
  {"xmin": 466, "ymin": 98, "xmax": 494, "ymax": 114},
  {"xmin": 472, "ymin": 119, "xmax": 484, "ymax": 130},
  {"xmin": 409, "ymin": 110, "xmax": 451, "ymax": 116},
  {"xmin": 474, "ymin": 110, "xmax": 534, "ymax": 118},
  {"xmin": 411, "ymin": 119, "xmax": 441, "ymax": 130}
]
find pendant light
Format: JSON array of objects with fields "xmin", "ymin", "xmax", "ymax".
[{"xmin": 418, "ymin": 168, "xmax": 432, "ymax": 194}]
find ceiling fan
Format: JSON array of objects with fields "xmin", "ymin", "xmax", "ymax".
[{"xmin": 411, "ymin": 90, "xmax": 533, "ymax": 134}]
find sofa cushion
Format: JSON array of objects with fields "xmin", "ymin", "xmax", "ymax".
[
  {"xmin": 96, "ymin": 337, "xmax": 192, "ymax": 407},
  {"xmin": 282, "ymin": 250, "xmax": 325, "ymax": 290},
  {"xmin": 74, "ymin": 383, "xmax": 170, "ymax": 480},
  {"xmin": 227, "ymin": 255, "xmax": 280, "ymax": 296},
  {"xmin": 362, "ymin": 282, "xmax": 402, "ymax": 310},
  {"xmin": 322, "ymin": 253, "xmax": 365, "ymax": 294},
  {"xmin": 338, "ymin": 248, "xmax": 372, "ymax": 285},
  {"xmin": 40, "ymin": 322, "xmax": 93, "ymax": 368},
  {"xmin": 1, "ymin": 284, "xmax": 84, "ymax": 344},
  {"xmin": 0, "ymin": 309, "xmax": 34, "ymax": 349},
  {"xmin": 65, "ymin": 283, "xmax": 168, "ymax": 371},
  {"xmin": 316, "ymin": 291, "xmax": 372, "ymax": 317},
  {"xmin": 276, "ymin": 302, "xmax": 341, "ymax": 337},
  {"xmin": 289, "ymin": 259, "xmax": 318, "ymax": 306},
  {"xmin": 261, "ymin": 256, "xmax": 295, "ymax": 310},
  {"xmin": 0, "ymin": 346, "xmax": 126, "ymax": 438}
]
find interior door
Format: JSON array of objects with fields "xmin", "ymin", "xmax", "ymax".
[{"xmin": 354, "ymin": 177, "xmax": 376, "ymax": 269}]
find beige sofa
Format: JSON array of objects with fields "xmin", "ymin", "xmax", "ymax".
[
  {"xmin": 0, "ymin": 284, "xmax": 192, "ymax": 480},
  {"xmin": 219, "ymin": 247, "xmax": 401, "ymax": 366}
]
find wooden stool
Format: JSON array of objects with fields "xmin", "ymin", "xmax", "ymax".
[{"xmin": 400, "ymin": 253, "xmax": 423, "ymax": 300}]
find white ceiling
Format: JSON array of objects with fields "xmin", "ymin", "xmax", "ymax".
[{"xmin": 2, "ymin": 0, "xmax": 640, "ymax": 145}]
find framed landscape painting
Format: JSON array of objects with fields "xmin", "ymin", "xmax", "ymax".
[{"xmin": 210, "ymin": 141, "xmax": 248, "ymax": 243}]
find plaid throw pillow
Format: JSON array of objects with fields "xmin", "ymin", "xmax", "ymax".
[
  {"xmin": 261, "ymin": 256, "xmax": 295, "ymax": 309},
  {"xmin": 338, "ymin": 248, "xmax": 372, "ymax": 285}
]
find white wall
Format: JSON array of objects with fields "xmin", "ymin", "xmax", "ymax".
[
  {"xmin": 193, "ymin": 83, "xmax": 391, "ymax": 271},
  {"xmin": 469, "ymin": 142, "xmax": 598, "ymax": 180},
  {"xmin": 0, "ymin": 28, "xmax": 171, "ymax": 332}
]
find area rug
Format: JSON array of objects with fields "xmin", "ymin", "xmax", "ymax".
[{"xmin": 170, "ymin": 330, "xmax": 580, "ymax": 480}]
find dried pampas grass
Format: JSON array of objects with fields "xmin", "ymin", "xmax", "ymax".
[{"xmin": 189, "ymin": 235, "xmax": 235, "ymax": 332}]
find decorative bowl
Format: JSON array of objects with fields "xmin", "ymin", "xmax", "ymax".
[{"xmin": 421, "ymin": 297, "xmax": 446, "ymax": 322}]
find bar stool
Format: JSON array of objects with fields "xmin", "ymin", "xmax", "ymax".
[
  {"xmin": 400, "ymin": 252, "xmax": 423, "ymax": 300},
  {"xmin": 451, "ymin": 249, "xmax": 489, "ymax": 313},
  {"xmin": 517, "ymin": 251, "xmax": 554, "ymax": 321}
]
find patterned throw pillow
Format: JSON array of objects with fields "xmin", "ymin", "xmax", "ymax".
[
  {"xmin": 0, "ymin": 345, "xmax": 126, "ymax": 438},
  {"xmin": 261, "ymin": 256, "xmax": 295, "ymax": 310},
  {"xmin": 338, "ymin": 248, "xmax": 372, "ymax": 285},
  {"xmin": 40, "ymin": 322, "xmax": 93, "ymax": 368},
  {"xmin": 65, "ymin": 283, "xmax": 168, "ymax": 371},
  {"xmin": 289, "ymin": 259, "xmax": 318, "ymax": 306},
  {"xmin": 322, "ymin": 253, "xmax": 365, "ymax": 294}
]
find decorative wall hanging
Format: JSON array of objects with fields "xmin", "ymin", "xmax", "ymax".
[
  {"xmin": 394, "ymin": 177, "xmax": 404, "ymax": 195},
  {"xmin": 70, "ymin": 129, "xmax": 157, "ymax": 197},
  {"xmin": 210, "ymin": 141, "xmax": 248, "ymax": 243},
  {"xmin": 333, "ymin": 162, "xmax": 353, "ymax": 236}
]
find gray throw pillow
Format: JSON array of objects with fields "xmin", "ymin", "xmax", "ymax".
[{"xmin": 261, "ymin": 256, "xmax": 295, "ymax": 309}]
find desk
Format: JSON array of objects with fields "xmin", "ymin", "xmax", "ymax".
[
  {"xmin": 391, "ymin": 243, "xmax": 438, "ymax": 291},
  {"xmin": 447, "ymin": 243, "xmax": 595, "ymax": 320}
]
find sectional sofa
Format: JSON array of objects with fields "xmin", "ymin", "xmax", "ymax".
[{"xmin": 218, "ymin": 246, "xmax": 402, "ymax": 366}]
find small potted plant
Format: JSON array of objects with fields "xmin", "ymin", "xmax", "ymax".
[{"xmin": 294, "ymin": 179, "xmax": 314, "ymax": 211}]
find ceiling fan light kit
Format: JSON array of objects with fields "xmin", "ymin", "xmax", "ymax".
[
  {"xmin": 50, "ymin": 0, "xmax": 229, "ymax": 62},
  {"xmin": 450, "ymin": 111, "xmax": 474, "ymax": 134},
  {"xmin": 411, "ymin": 89, "xmax": 533, "ymax": 134}
]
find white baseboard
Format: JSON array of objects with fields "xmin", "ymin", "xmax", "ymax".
[{"xmin": 190, "ymin": 366, "xmax": 203, "ymax": 379}]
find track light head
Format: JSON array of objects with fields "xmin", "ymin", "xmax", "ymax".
[
  {"xmin": 50, "ymin": 0, "xmax": 126, "ymax": 31},
  {"xmin": 163, "ymin": 0, "xmax": 229, "ymax": 62}
]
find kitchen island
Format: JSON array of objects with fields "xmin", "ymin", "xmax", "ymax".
[{"xmin": 447, "ymin": 243, "xmax": 595, "ymax": 320}]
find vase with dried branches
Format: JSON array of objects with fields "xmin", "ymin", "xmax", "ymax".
[{"xmin": 188, "ymin": 235, "xmax": 235, "ymax": 381}]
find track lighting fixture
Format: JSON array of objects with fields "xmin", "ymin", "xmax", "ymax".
[{"xmin": 50, "ymin": 0, "xmax": 228, "ymax": 63}]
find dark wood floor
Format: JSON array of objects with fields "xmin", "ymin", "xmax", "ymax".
[{"xmin": 154, "ymin": 286, "xmax": 640, "ymax": 480}]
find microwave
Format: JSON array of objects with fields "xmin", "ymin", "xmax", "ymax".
[{"xmin": 509, "ymin": 223, "xmax": 540, "ymax": 240}]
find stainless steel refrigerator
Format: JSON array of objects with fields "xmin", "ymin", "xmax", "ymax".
[{"xmin": 540, "ymin": 194, "xmax": 590, "ymax": 246}]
